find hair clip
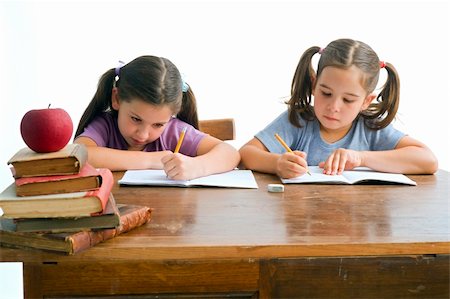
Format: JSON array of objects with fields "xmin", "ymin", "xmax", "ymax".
[
  {"xmin": 379, "ymin": 61, "xmax": 386, "ymax": 69},
  {"xmin": 319, "ymin": 47, "xmax": 325, "ymax": 54}
]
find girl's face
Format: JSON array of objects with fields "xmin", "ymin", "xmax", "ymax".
[
  {"xmin": 112, "ymin": 92, "xmax": 173, "ymax": 150},
  {"xmin": 312, "ymin": 65, "xmax": 375, "ymax": 142}
]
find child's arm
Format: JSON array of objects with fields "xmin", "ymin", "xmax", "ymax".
[
  {"xmin": 74, "ymin": 136, "xmax": 171, "ymax": 171},
  {"xmin": 239, "ymin": 138, "xmax": 309, "ymax": 178},
  {"xmin": 319, "ymin": 136, "xmax": 438, "ymax": 175},
  {"xmin": 161, "ymin": 135, "xmax": 240, "ymax": 180}
]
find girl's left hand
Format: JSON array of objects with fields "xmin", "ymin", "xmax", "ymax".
[
  {"xmin": 319, "ymin": 148, "xmax": 363, "ymax": 175},
  {"xmin": 161, "ymin": 153, "xmax": 199, "ymax": 180}
]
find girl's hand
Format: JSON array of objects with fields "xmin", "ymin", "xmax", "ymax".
[
  {"xmin": 161, "ymin": 153, "xmax": 199, "ymax": 181},
  {"xmin": 319, "ymin": 148, "xmax": 363, "ymax": 175},
  {"xmin": 145, "ymin": 150, "xmax": 172, "ymax": 169},
  {"xmin": 276, "ymin": 151, "xmax": 309, "ymax": 179}
]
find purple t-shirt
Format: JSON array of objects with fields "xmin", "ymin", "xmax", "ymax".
[{"xmin": 78, "ymin": 113, "xmax": 206, "ymax": 157}]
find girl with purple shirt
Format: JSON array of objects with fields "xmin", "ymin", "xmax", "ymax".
[{"xmin": 75, "ymin": 56, "xmax": 239, "ymax": 180}]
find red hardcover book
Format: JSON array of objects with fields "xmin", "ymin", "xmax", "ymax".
[
  {"xmin": 0, "ymin": 168, "xmax": 114, "ymax": 219},
  {"xmin": 0, "ymin": 204, "xmax": 152, "ymax": 255},
  {"xmin": 14, "ymin": 163, "xmax": 103, "ymax": 197}
]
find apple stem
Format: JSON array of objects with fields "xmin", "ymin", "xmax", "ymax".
[{"xmin": 48, "ymin": 104, "xmax": 51, "ymax": 109}]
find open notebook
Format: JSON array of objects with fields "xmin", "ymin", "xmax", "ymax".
[
  {"xmin": 119, "ymin": 169, "xmax": 258, "ymax": 189},
  {"xmin": 281, "ymin": 166, "xmax": 417, "ymax": 186}
]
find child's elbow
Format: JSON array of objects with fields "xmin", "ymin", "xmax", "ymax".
[
  {"xmin": 420, "ymin": 152, "xmax": 439, "ymax": 174},
  {"xmin": 425, "ymin": 156, "xmax": 439, "ymax": 174},
  {"xmin": 414, "ymin": 145, "xmax": 439, "ymax": 174}
]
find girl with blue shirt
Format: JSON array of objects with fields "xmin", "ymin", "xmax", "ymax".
[
  {"xmin": 239, "ymin": 38, "xmax": 438, "ymax": 178},
  {"xmin": 75, "ymin": 55, "xmax": 240, "ymax": 180}
]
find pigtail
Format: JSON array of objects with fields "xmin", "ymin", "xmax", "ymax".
[
  {"xmin": 361, "ymin": 62, "xmax": 400, "ymax": 129},
  {"xmin": 75, "ymin": 69, "xmax": 116, "ymax": 137},
  {"xmin": 287, "ymin": 46, "xmax": 320, "ymax": 127},
  {"xmin": 177, "ymin": 86, "xmax": 199, "ymax": 129}
]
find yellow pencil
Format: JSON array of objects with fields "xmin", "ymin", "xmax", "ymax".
[
  {"xmin": 174, "ymin": 127, "xmax": 187, "ymax": 153},
  {"xmin": 274, "ymin": 133, "xmax": 311, "ymax": 176}
]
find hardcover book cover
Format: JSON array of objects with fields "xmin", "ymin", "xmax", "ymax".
[
  {"xmin": 7, "ymin": 143, "xmax": 88, "ymax": 178},
  {"xmin": 14, "ymin": 162, "xmax": 102, "ymax": 196}
]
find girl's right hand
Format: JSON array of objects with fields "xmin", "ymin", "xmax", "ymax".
[
  {"xmin": 276, "ymin": 151, "xmax": 309, "ymax": 179},
  {"xmin": 161, "ymin": 152, "xmax": 200, "ymax": 181}
]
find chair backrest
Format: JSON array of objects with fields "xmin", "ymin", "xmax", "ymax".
[{"xmin": 198, "ymin": 118, "xmax": 235, "ymax": 141}]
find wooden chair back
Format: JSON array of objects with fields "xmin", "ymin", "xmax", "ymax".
[{"xmin": 198, "ymin": 118, "xmax": 235, "ymax": 141}]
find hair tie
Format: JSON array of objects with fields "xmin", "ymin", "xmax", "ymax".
[
  {"xmin": 113, "ymin": 60, "xmax": 125, "ymax": 88},
  {"xmin": 319, "ymin": 47, "xmax": 325, "ymax": 54},
  {"xmin": 379, "ymin": 61, "xmax": 386, "ymax": 69},
  {"xmin": 115, "ymin": 60, "xmax": 125, "ymax": 78},
  {"xmin": 181, "ymin": 73, "xmax": 189, "ymax": 93}
]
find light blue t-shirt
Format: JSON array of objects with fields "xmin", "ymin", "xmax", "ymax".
[{"xmin": 255, "ymin": 110, "xmax": 405, "ymax": 166}]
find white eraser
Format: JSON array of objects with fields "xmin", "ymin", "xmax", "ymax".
[{"xmin": 267, "ymin": 184, "xmax": 284, "ymax": 193}]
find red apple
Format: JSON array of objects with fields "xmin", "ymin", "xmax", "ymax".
[{"xmin": 20, "ymin": 106, "xmax": 73, "ymax": 153}]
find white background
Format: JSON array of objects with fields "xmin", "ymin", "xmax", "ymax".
[{"xmin": 0, "ymin": 1, "xmax": 449, "ymax": 297}]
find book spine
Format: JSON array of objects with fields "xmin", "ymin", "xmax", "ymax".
[
  {"xmin": 68, "ymin": 207, "xmax": 152, "ymax": 254},
  {"xmin": 68, "ymin": 229, "xmax": 116, "ymax": 254},
  {"xmin": 116, "ymin": 207, "xmax": 152, "ymax": 234}
]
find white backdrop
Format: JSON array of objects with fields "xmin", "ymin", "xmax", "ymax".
[
  {"xmin": 0, "ymin": 1, "xmax": 449, "ymax": 297},
  {"xmin": 0, "ymin": 0, "xmax": 449, "ymax": 190}
]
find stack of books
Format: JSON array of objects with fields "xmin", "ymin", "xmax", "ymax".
[{"xmin": 0, "ymin": 143, "xmax": 152, "ymax": 254}]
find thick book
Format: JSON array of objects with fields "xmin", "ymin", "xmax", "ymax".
[
  {"xmin": 0, "ymin": 168, "xmax": 114, "ymax": 218},
  {"xmin": 14, "ymin": 162, "xmax": 102, "ymax": 197},
  {"xmin": 7, "ymin": 143, "xmax": 88, "ymax": 178},
  {"xmin": 118, "ymin": 169, "xmax": 259, "ymax": 189},
  {"xmin": 0, "ymin": 204, "xmax": 152, "ymax": 254},
  {"xmin": 281, "ymin": 166, "xmax": 417, "ymax": 186},
  {"xmin": 1, "ymin": 193, "xmax": 120, "ymax": 233}
]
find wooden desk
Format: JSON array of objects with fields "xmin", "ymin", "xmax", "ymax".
[{"xmin": 1, "ymin": 171, "xmax": 449, "ymax": 298}]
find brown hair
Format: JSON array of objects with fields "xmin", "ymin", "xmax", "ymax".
[
  {"xmin": 287, "ymin": 38, "xmax": 400, "ymax": 129},
  {"xmin": 75, "ymin": 56, "xmax": 198, "ymax": 137}
]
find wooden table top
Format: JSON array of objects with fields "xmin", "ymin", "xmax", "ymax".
[{"xmin": 1, "ymin": 170, "xmax": 449, "ymax": 261}]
